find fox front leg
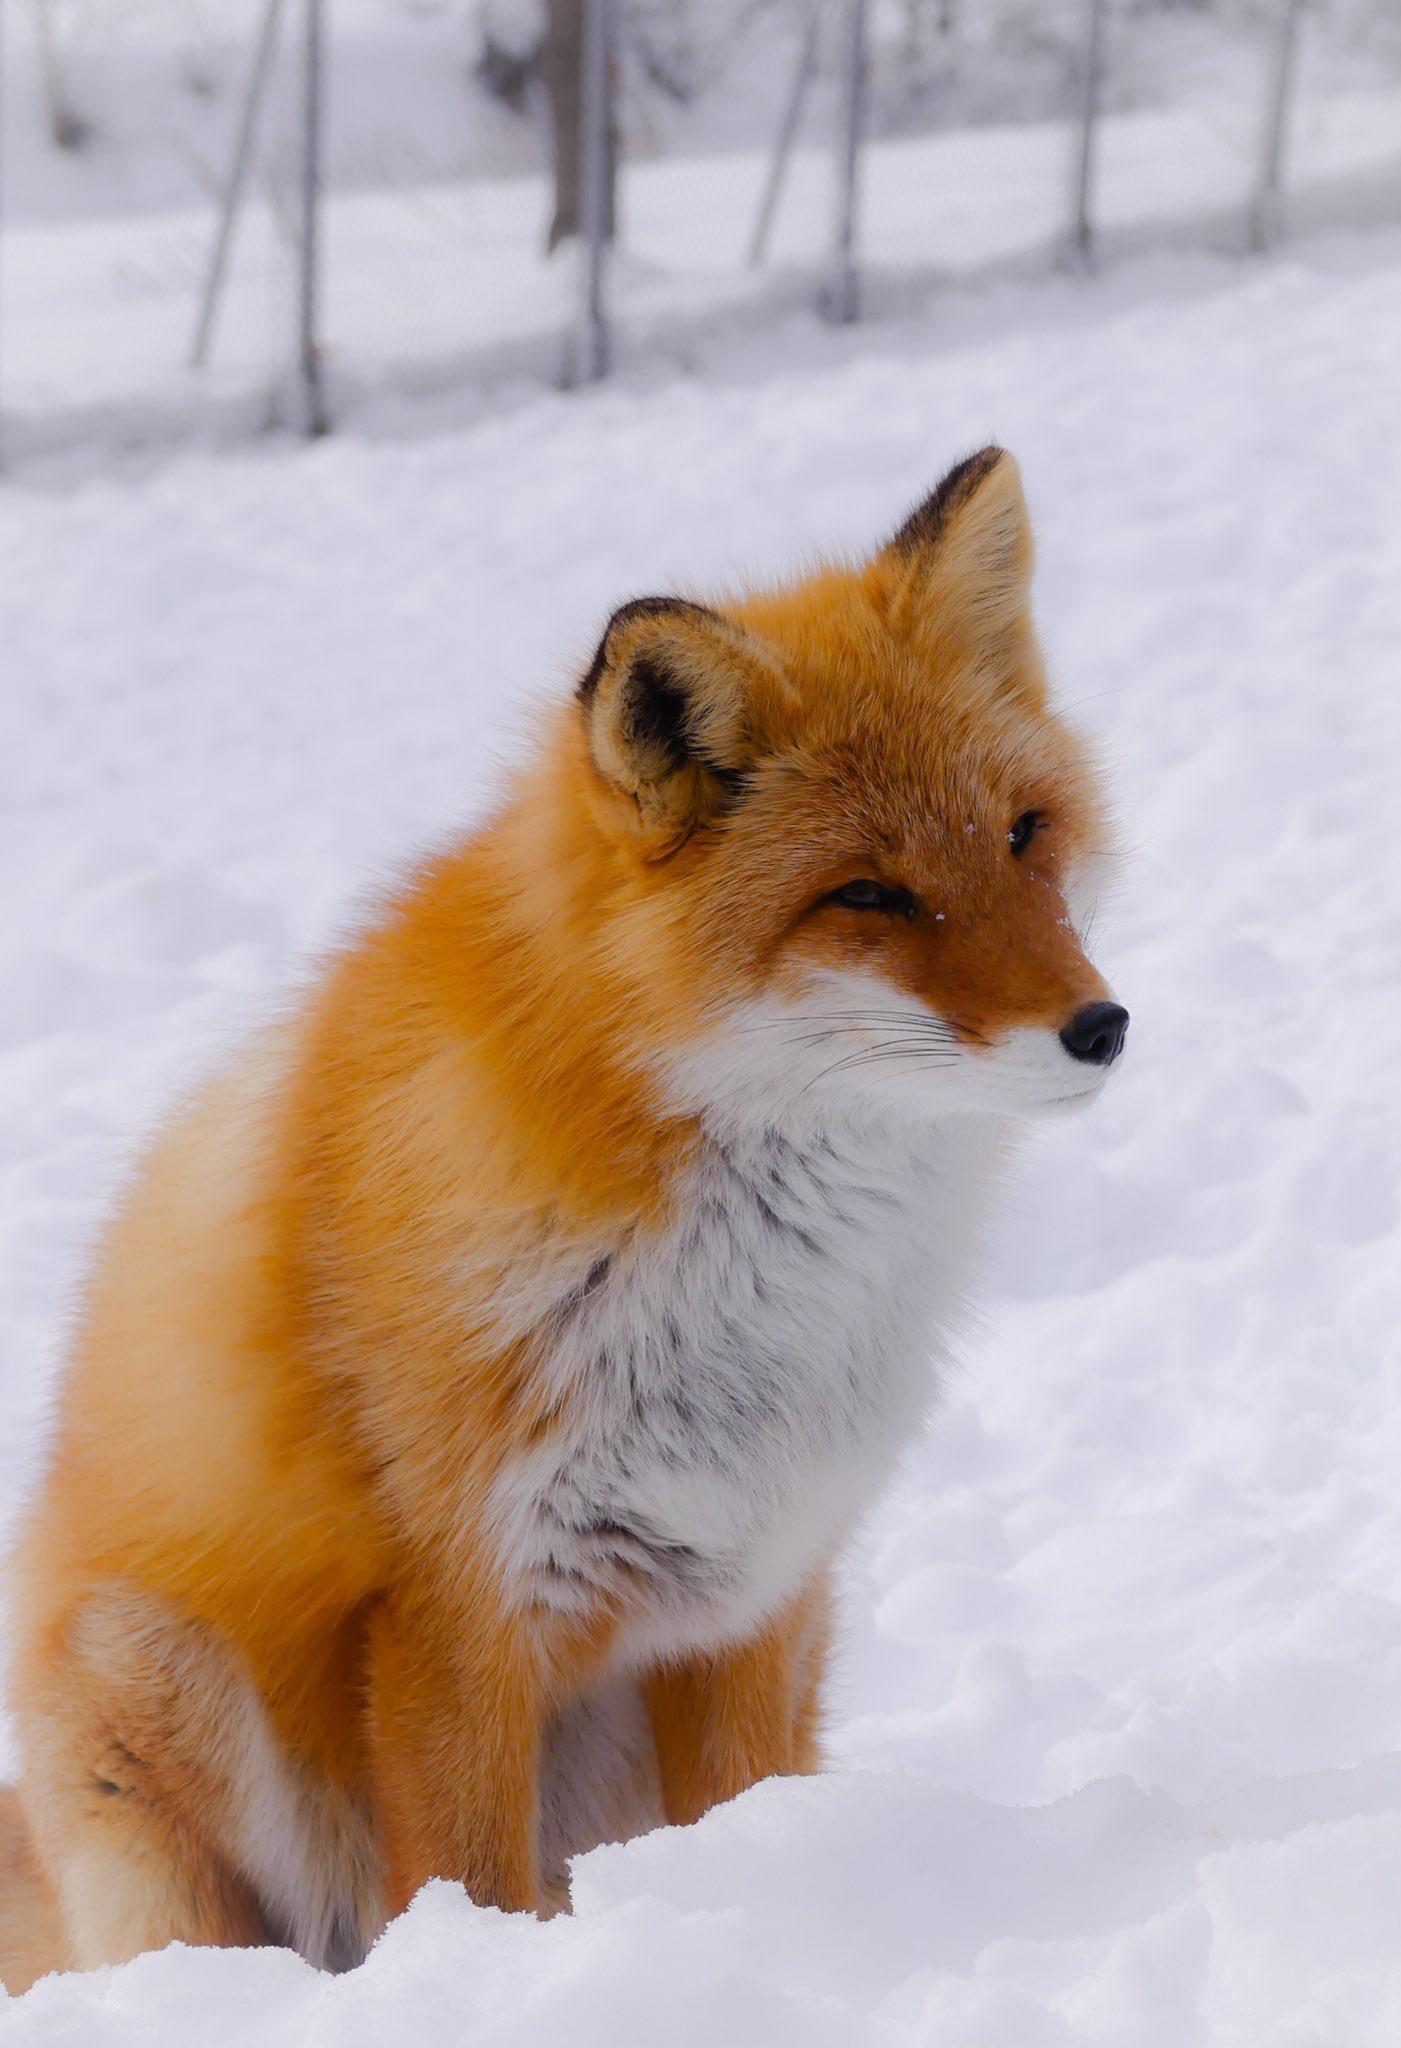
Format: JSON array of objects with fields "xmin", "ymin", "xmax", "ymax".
[
  {"xmin": 365, "ymin": 1587, "xmax": 545, "ymax": 1917},
  {"xmin": 645, "ymin": 1577, "xmax": 831, "ymax": 1827}
]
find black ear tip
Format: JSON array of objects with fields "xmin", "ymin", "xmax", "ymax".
[
  {"xmin": 929, "ymin": 445, "xmax": 1006, "ymax": 501},
  {"xmin": 578, "ymin": 646, "xmax": 606, "ymax": 706},
  {"xmin": 577, "ymin": 595, "xmax": 718, "ymax": 705},
  {"xmin": 888, "ymin": 444, "xmax": 1007, "ymax": 560}
]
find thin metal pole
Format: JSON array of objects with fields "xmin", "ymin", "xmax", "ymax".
[
  {"xmin": 748, "ymin": 4, "xmax": 821, "ymax": 269},
  {"xmin": 298, "ymin": 0, "xmax": 327, "ymax": 434},
  {"xmin": 190, "ymin": 0, "xmax": 284, "ymax": 370},
  {"xmin": 1070, "ymin": 0, "xmax": 1107, "ymax": 266},
  {"xmin": 570, "ymin": 0, "xmax": 611, "ymax": 385},
  {"xmin": 823, "ymin": 0, "xmax": 866, "ymax": 325},
  {"xmin": 34, "ymin": 0, "xmax": 85, "ymax": 149},
  {"xmin": 1251, "ymin": 0, "xmax": 1305, "ymax": 253}
]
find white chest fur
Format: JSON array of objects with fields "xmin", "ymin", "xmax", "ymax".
[{"xmin": 490, "ymin": 1107, "xmax": 1001, "ymax": 1664}]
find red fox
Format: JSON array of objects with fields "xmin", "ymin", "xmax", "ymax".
[{"xmin": 0, "ymin": 447, "xmax": 1126, "ymax": 1991}]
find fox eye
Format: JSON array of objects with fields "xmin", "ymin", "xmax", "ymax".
[
  {"xmin": 1008, "ymin": 810, "xmax": 1045, "ymax": 858},
  {"xmin": 826, "ymin": 879, "xmax": 918, "ymax": 919}
]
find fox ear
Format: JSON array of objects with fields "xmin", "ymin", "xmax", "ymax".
[
  {"xmin": 579, "ymin": 597, "xmax": 785, "ymax": 859},
  {"xmin": 883, "ymin": 447, "xmax": 1039, "ymax": 686}
]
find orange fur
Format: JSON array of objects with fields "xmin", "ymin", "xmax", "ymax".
[
  {"xmin": 1, "ymin": 449, "xmax": 1114, "ymax": 1987},
  {"xmin": 0, "ymin": 1790, "xmax": 64, "ymax": 1994},
  {"xmin": 646, "ymin": 1574, "xmax": 832, "ymax": 1825}
]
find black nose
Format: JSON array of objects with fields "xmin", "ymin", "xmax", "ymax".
[{"xmin": 1059, "ymin": 1001, "xmax": 1129, "ymax": 1067}]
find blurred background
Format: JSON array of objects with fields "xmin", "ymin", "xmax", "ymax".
[{"xmin": 1, "ymin": 0, "xmax": 1399, "ymax": 455}]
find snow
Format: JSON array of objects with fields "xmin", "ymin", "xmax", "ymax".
[
  {"xmin": 2, "ymin": 0, "xmax": 1400, "ymax": 457},
  {"xmin": 5, "ymin": 221, "xmax": 1401, "ymax": 2038},
  {"xmin": 5, "ymin": 86, "xmax": 1401, "ymax": 457}
]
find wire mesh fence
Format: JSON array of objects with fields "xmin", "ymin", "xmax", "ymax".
[{"xmin": 0, "ymin": 0, "xmax": 1398, "ymax": 460}]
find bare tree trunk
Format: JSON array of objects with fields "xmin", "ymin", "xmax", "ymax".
[
  {"xmin": 544, "ymin": 0, "xmax": 616, "ymax": 253},
  {"xmin": 902, "ymin": 0, "xmax": 954, "ymax": 63},
  {"xmin": 1250, "ymin": 0, "xmax": 1305, "ymax": 252},
  {"xmin": 823, "ymin": 0, "xmax": 866, "ymax": 325},
  {"xmin": 903, "ymin": 0, "xmax": 920, "ymax": 65},
  {"xmin": 34, "ymin": 0, "xmax": 90, "ymax": 150},
  {"xmin": 1070, "ymin": 0, "xmax": 1107, "ymax": 267},
  {"xmin": 299, "ymin": 0, "xmax": 327, "ymax": 436}
]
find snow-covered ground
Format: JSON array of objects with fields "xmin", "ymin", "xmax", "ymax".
[
  {"xmin": 7, "ymin": 84, "xmax": 1401, "ymax": 458},
  {"xmin": 2, "ymin": 0, "xmax": 1400, "ymax": 457},
  {"xmin": 4, "ymin": 228, "xmax": 1401, "ymax": 2040}
]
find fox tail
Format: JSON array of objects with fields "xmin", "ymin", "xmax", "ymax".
[{"xmin": 0, "ymin": 1786, "xmax": 66, "ymax": 1995}]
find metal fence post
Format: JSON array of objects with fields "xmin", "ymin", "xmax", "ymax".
[
  {"xmin": 749, "ymin": 4, "xmax": 821, "ymax": 270},
  {"xmin": 1070, "ymin": 0, "xmax": 1107, "ymax": 266},
  {"xmin": 190, "ymin": 0, "xmax": 285, "ymax": 370},
  {"xmin": 1251, "ymin": 0, "xmax": 1306, "ymax": 252},
  {"xmin": 822, "ymin": 0, "xmax": 866, "ymax": 324},
  {"xmin": 298, "ymin": 0, "xmax": 327, "ymax": 434},
  {"xmin": 569, "ymin": 0, "xmax": 612, "ymax": 385}
]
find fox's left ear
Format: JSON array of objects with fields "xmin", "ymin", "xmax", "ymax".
[
  {"xmin": 882, "ymin": 447, "xmax": 1042, "ymax": 698},
  {"xmin": 578, "ymin": 596, "xmax": 789, "ymax": 860}
]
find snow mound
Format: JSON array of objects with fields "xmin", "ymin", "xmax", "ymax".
[{"xmin": 7, "ymin": 1773, "xmax": 1401, "ymax": 2044}]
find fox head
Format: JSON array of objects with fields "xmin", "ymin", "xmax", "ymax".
[{"xmin": 562, "ymin": 447, "xmax": 1124, "ymax": 1128}]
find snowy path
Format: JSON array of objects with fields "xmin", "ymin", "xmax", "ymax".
[{"xmin": 3, "ymin": 241, "xmax": 1401, "ymax": 2041}]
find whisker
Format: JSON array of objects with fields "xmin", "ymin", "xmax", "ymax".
[
  {"xmin": 730, "ymin": 1011, "xmax": 960, "ymax": 1044},
  {"xmin": 788, "ymin": 1010, "xmax": 959, "ymax": 1028},
  {"xmin": 845, "ymin": 1048, "xmax": 962, "ymax": 1067},
  {"xmin": 796, "ymin": 1045, "xmax": 961, "ymax": 1096},
  {"xmin": 836, "ymin": 1039, "xmax": 960, "ymax": 1056}
]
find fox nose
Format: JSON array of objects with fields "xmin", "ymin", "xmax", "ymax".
[{"xmin": 1060, "ymin": 1001, "xmax": 1129, "ymax": 1067}]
